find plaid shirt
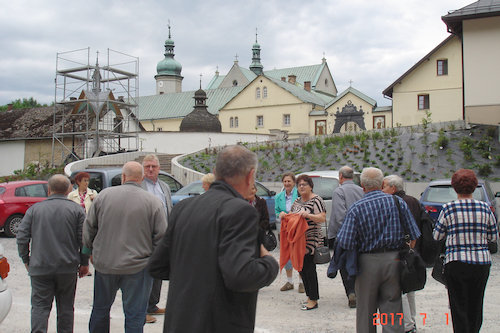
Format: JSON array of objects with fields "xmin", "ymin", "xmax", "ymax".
[
  {"xmin": 337, "ymin": 190, "xmax": 420, "ymax": 252},
  {"xmin": 433, "ymin": 199, "xmax": 498, "ymax": 265}
]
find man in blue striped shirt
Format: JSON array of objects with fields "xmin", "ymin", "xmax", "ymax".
[{"xmin": 337, "ymin": 167, "xmax": 420, "ymax": 333}]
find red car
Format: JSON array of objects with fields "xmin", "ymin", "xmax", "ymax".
[{"xmin": 0, "ymin": 180, "xmax": 48, "ymax": 237}]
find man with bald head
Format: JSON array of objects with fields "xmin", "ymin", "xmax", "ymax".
[
  {"xmin": 150, "ymin": 145, "xmax": 278, "ymax": 333},
  {"xmin": 83, "ymin": 161, "xmax": 167, "ymax": 332},
  {"xmin": 17, "ymin": 174, "xmax": 89, "ymax": 333},
  {"xmin": 337, "ymin": 167, "xmax": 420, "ymax": 333}
]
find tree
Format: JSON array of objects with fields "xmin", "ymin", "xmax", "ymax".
[{"xmin": 0, "ymin": 97, "xmax": 49, "ymax": 111}]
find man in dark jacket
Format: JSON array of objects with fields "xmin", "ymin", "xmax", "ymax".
[
  {"xmin": 17, "ymin": 174, "xmax": 89, "ymax": 333},
  {"xmin": 383, "ymin": 174, "xmax": 422, "ymax": 333},
  {"xmin": 150, "ymin": 145, "xmax": 279, "ymax": 333}
]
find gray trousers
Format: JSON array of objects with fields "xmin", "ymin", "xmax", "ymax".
[
  {"xmin": 355, "ymin": 252, "xmax": 403, "ymax": 333},
  {"xmin": 31, "ymin": 273, "xmax": 77, "ymax": 333}
]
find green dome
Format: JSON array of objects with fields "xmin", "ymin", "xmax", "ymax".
[{"xmin": 156, "ymin": 56, "xmax": 182, "ymax": 76}]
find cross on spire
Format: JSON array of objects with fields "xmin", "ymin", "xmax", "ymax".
[
  {"xmin": 199, "ymin": 73, "xmax": 203, "ymax": 89},
  {"xmin": 168, "ymin": 19, "xmax": 171, "ymax": 38},
  {"xmin": 349, "ymin": 79, "xmax": 353, "ymax": 87},
  {"xmin": 255, "ymin": 28, "xmax": 258, "ymax": 42},
  {"xmin": 234, "ymin": 54, "xmax": 239, "ymax": 63}
]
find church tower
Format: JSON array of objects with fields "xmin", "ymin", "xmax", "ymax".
[
  {"xmin": 155, "ymin": 25, "xmax": 183, "ymax": 94},
  {"xmin": 249, "ymin": 30, "xmax": 263, "ymax": 75}
]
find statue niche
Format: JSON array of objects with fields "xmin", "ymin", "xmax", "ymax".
[{"xmin": 332, "ymin": 100, "xmax": 366, "ymax": 133}]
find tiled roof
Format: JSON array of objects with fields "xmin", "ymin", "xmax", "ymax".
[
  {"xmin": 326, "ymin": 86, "xmax": 377, "ymax": 109},
  {"xmin": 442, "ymin": 0, "xmax": 500, "ymax": 34},
  {"xmin": 137, "ymin": 86, "xmax": 243, "ymax": 120}
]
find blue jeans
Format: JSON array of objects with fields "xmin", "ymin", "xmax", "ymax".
[{"xmin": 89, "ymin": 268, "xmax": 153, "ymax": 333}]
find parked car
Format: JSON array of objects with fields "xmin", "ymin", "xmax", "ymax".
[
  {"xmin": 69, "ymin": 168, "xmax": 183, "ymax": 194},
  {"xmin": 295, "ymin": 170, "xmax": 361, "ymax": 239},
  {"xmin": 420, "ymin": 179, "xmax": 500, "ymax": 222},
  {"xmin": 171, "ymin": 180, "xmax": 277, "ymax": 225},
  {"xmin": 0, "ymin": 243, "xmax": 12, "ymax": 323},
  {"xmin": 0, "ymin": 180, "xmax": 48, "ymax": 237}
]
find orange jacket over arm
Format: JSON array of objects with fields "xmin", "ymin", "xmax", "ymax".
[{"xmin": 280, "ymin": 213, "xmax": 308, "ymax": 272}]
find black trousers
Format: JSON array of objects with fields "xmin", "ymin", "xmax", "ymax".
[
  {"xmin": 31, "ymin": 273, "xmax": 77, "ymax": 333},
  {"xmin": 147, "ymin": 278, "xmax": 163, "ymax": 312},
  {"xmin": 299, "ymin": 253, "xmax": 319, "ymax": 301},
  {"xmin": 444, "ymin": 261, "xmax": 490, "ymax": 333}
]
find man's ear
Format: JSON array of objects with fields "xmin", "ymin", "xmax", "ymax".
[{"xmin": 246, "ymin": 168, "xmax": 255, "ymax": 186}]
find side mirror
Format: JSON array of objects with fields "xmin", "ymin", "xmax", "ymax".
[
  {"xmin": 495, "ymin": 192, "xmax": 500, "ymax": 198},
  {"xmin": 269, "ymin": 191, "xmax": 276, "ymax": 196}
]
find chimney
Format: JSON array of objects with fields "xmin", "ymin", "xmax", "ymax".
[
  {"xmin": 288, "ymin": 75, "xmax": 296, "ymax": 84},
  {"xmin": 7, "ymin": 103, "xmax": 13, "ymax": 111},
  {"xmin": 281, "ymin": 77, "xmax": 286, "ymax": 82},
  {"xmin": 304, "ymin": 81, "xmax": 311, "ymax": 92}
]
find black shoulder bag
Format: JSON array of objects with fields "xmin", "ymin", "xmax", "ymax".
[{"xmin": 394, "ymin": 196, "xmax": 427, "ymax": 294}]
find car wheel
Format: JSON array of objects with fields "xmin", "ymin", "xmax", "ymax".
[{"xmin": 4, "ymin": 214, "xmax": 23, "ymax": 238}]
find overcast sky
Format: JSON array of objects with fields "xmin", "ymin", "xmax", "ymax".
[{"xmin": 0, "ymin": 0, "xmax": 472, "ymax": 107}]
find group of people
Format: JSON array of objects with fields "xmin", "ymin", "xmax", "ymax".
[
  {"xmin": 14, "ymin": 144, "xmax": 498, "ymax": 333},
  {"xmin": 274, "ymin": 165, "xmax": 497, "ymax": 333}
]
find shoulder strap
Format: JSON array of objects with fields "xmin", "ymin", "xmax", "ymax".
[{"xmin": 393, "ymin": 195, "xmax": 410, "ymax": 241}]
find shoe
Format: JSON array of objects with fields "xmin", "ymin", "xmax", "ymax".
[
  {"xmin": 280, "ymin": 282, "xmax": 294, "ymax": 291},
  {"xmin": 145, "ymin": 314, "xmax": 157, "ymax": 324},
  {"xmin": 148, "ymin": 308, "xmax": 166, "ymax": 315},
  {"xmin": 298, "ymin": 283, "xmax": 305, "ymax": 293},
  {"xmin": 348, "ymin": 293, "xmax": 356, "ymax": 308},
  {"xmin": 300, "ymin": 303, "xmax": 318, "ymax": 311}
]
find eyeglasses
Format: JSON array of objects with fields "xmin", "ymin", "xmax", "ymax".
[{"xmin": 297, "ymin": 183, "xmax": 309, "ymax": 187}]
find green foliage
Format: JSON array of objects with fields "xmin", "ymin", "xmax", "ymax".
[
  {"xmin": 421, "ymin": 110, "xmax": 432, "ymax": 131},
  {"xmin": 477, "ymin": 164, "xmax": 492, "ymax": 177},
  {"xmin": 0, "ymin": 97, "xmax": 48, "ymax": 111},
  {"xmin": 1, "ymin": 162, "xmax": 64, "ymax": 182},
  {"xmin": 435, "ymin": 129, "xmax": 449, "ymax": 149},
  {"xmin": 459, "ymin": 137, "xmax": 475, "ymax": 162}
]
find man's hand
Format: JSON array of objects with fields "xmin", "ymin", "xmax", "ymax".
[
  {"xmin": 260, "ymin": 244, "xmax": 270, "ymax": 257},
  {"xmin": 78, "ymin": 265, "xmax": 89, "ymax": 278}
]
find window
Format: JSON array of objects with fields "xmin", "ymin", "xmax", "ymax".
[
  {"xmin": 437, "ymin": 59, "xmax": 448, "ymax": 76},
  {"xmin": 256, "ymin": 115, "xmax": 264, "ymax": 127},
  {"xmin": 418, "ymin": 94, "xmax": 430, "ymax": 110},
  {"xmin": 15, "ymin": 184, "xmax": 47, "ymax": 198},
  {"xmin": 283, "ymin": 114, "xmax": 290, "ymax": 126},
  {"xmin": 263, "ymin": 87, "xmax": 268, "ymax": 98},
  {"xmin": 234, "ymin": 117, "xmax": 238, "ymax": 128},
  {"xmin": 157, "ymin": 127, "xmax": 163, "ymax": 132},
  {"xmin": 230, "ymin": 117, "xmax": 234, "ymax": 128},
  {"xmin": 256, "ymin": 88, "xmax": 261, "ymax": 99}
]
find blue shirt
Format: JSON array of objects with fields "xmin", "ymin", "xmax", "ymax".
[
  {"xmin": 144, "ymin": 177, "xmax": 168, "ymax": 217},
  {"xmin": 337, "ymin": 190, "xmax": 421, "ymax": 252}
]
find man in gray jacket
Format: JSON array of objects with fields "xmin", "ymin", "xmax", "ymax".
[
  {"xmin": 83, "ymin": 161, "xmax": 167, "ymax": 333},
  {"xmin": 17, "ymin": 174, "xmax": 89, "ymax": 333},
  {"xmin": 140, "ymin": 154, "xmax": 172, "ymax": 323},
  {"xmin": 328, "ymin": 166, "xmax": 363, "ymax": 308}
]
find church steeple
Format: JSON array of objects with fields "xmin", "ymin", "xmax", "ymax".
[
  {"xmin": 249, "ymin": 29, "xmax": 263, "ymax": 75},
  {"xmin": 155, "ymin": 23, "xmax": 183, "ymax": 94}
]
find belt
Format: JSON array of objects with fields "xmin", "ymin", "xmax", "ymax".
[{"xmin": 360, "ymin": 247, "xmax": 399, "ymax": 254}]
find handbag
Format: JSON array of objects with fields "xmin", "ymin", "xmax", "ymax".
[
  {"xmin": 314, "ymin": 216, "xmax": 331, "ymax": 264},
  {"xmin": 431, "ymin": 241, "xmax": 446, "ymax": 286},
  {"xmin": 262, "ymin": 229, "xmax": 277, "ymax": 251},
  {"xmin": 394, "ymin": 196, "xmax": 426, "ymax": 293}
]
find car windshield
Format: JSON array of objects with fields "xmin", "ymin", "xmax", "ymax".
[
  {"xmin": 310, "ymin": 177, "xmax": 339, "ymax": 201},
  {"xmin": 175, "ymin": 182, "xmax": 205, "ymax": 196},
  {"xmin": 422, "ymin": 185, "xmax": 485, "ymax": 203}
]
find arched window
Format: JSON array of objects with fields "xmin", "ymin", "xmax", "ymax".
[
  {"xmin": 256, "ymin": 87, "xmax": 261, "ymax": 99},
  {"xmin": 263, "ymin": 87, "xmax": 268, "ymax": 98},
  {"xmin": 230, "ymin": 117, "xmax": 234, "ymax": 128},
  {"xmin": 235, "ymin": 117, "xmax": 239, "ymax": 128}
]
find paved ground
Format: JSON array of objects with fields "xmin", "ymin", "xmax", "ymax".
[{"xmin": 2, "ymin": 233, "xmax": 500, "ymax": 332}]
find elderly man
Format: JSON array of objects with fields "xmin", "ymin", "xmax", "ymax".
[
  {"xmin": 84, "ymin": 161, "xmax": 167, "ymax": 333},
  {"xmin": 149, "ymin": 145, "xmax": 279, "ymax": 333},
  {"xmin": 17, "ymin": 174, "xmax": 89, "ymax": 333},
  {"xmin": 382, "ymin": 175, "xmax": 423, "ymax": 333},
  {"xmin": 337, "ymin": 167, "xmax": 420, "ymax": 333},
  {"xmin": 140, "ymin": 154, "xmax": 172, "ymax": 323},
  {"xmin": 328, "ymin": 165, "xmax": 363, "ymax": 308}
]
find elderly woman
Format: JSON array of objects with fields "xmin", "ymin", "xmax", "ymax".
[
  {"xmin": 67, "ymin": 172, "xmax": 97, "ymax": 214},
  {"xmin": 201, "ymin": 173, "xmax": 215, "ymax": 191},
  {"xmin": 275, "ymin": 172, "xmax": 302, "ymax": 292},
  {"xmin": 290, "ymin": 174, "xmax": 326, "ymax": 310},
  {"xmin": 433, "ymin": 169, "xmax": 498, "ymax": 333}
]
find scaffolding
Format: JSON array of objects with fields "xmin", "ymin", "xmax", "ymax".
[{"xmin": 52, "ymin": 48, "xmax": 140, "ymax": 166}]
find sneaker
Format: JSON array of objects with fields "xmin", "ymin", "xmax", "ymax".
[
  {"xmin": 145, "ymin": 314, "xmax": 157, "ymax": 324},
  {"xmin": 280, "ymin": 282, "xmax": 294, "ymax": 291},
  {"xmin": 348, "ymin": 293, "xmax": 356, "ymax": 308},
  {"xmin": 298, "ymin": 283, "xmax": 305, "ymax": 293}
]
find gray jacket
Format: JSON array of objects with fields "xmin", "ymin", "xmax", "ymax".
[
  {"xmin": 83, "ymin": 182, "xmax": 167, "ymax": 275},
  {"xmin": 17, "ymin": 194, "xmax": 88, "ymax": 276},
  {"xmin": 140, "ymin": 178, "xmax": 173, "ymax": 217},
  {"xmin": 328, "ymin": 180, "xmax": 364, "ymax": 239}
]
